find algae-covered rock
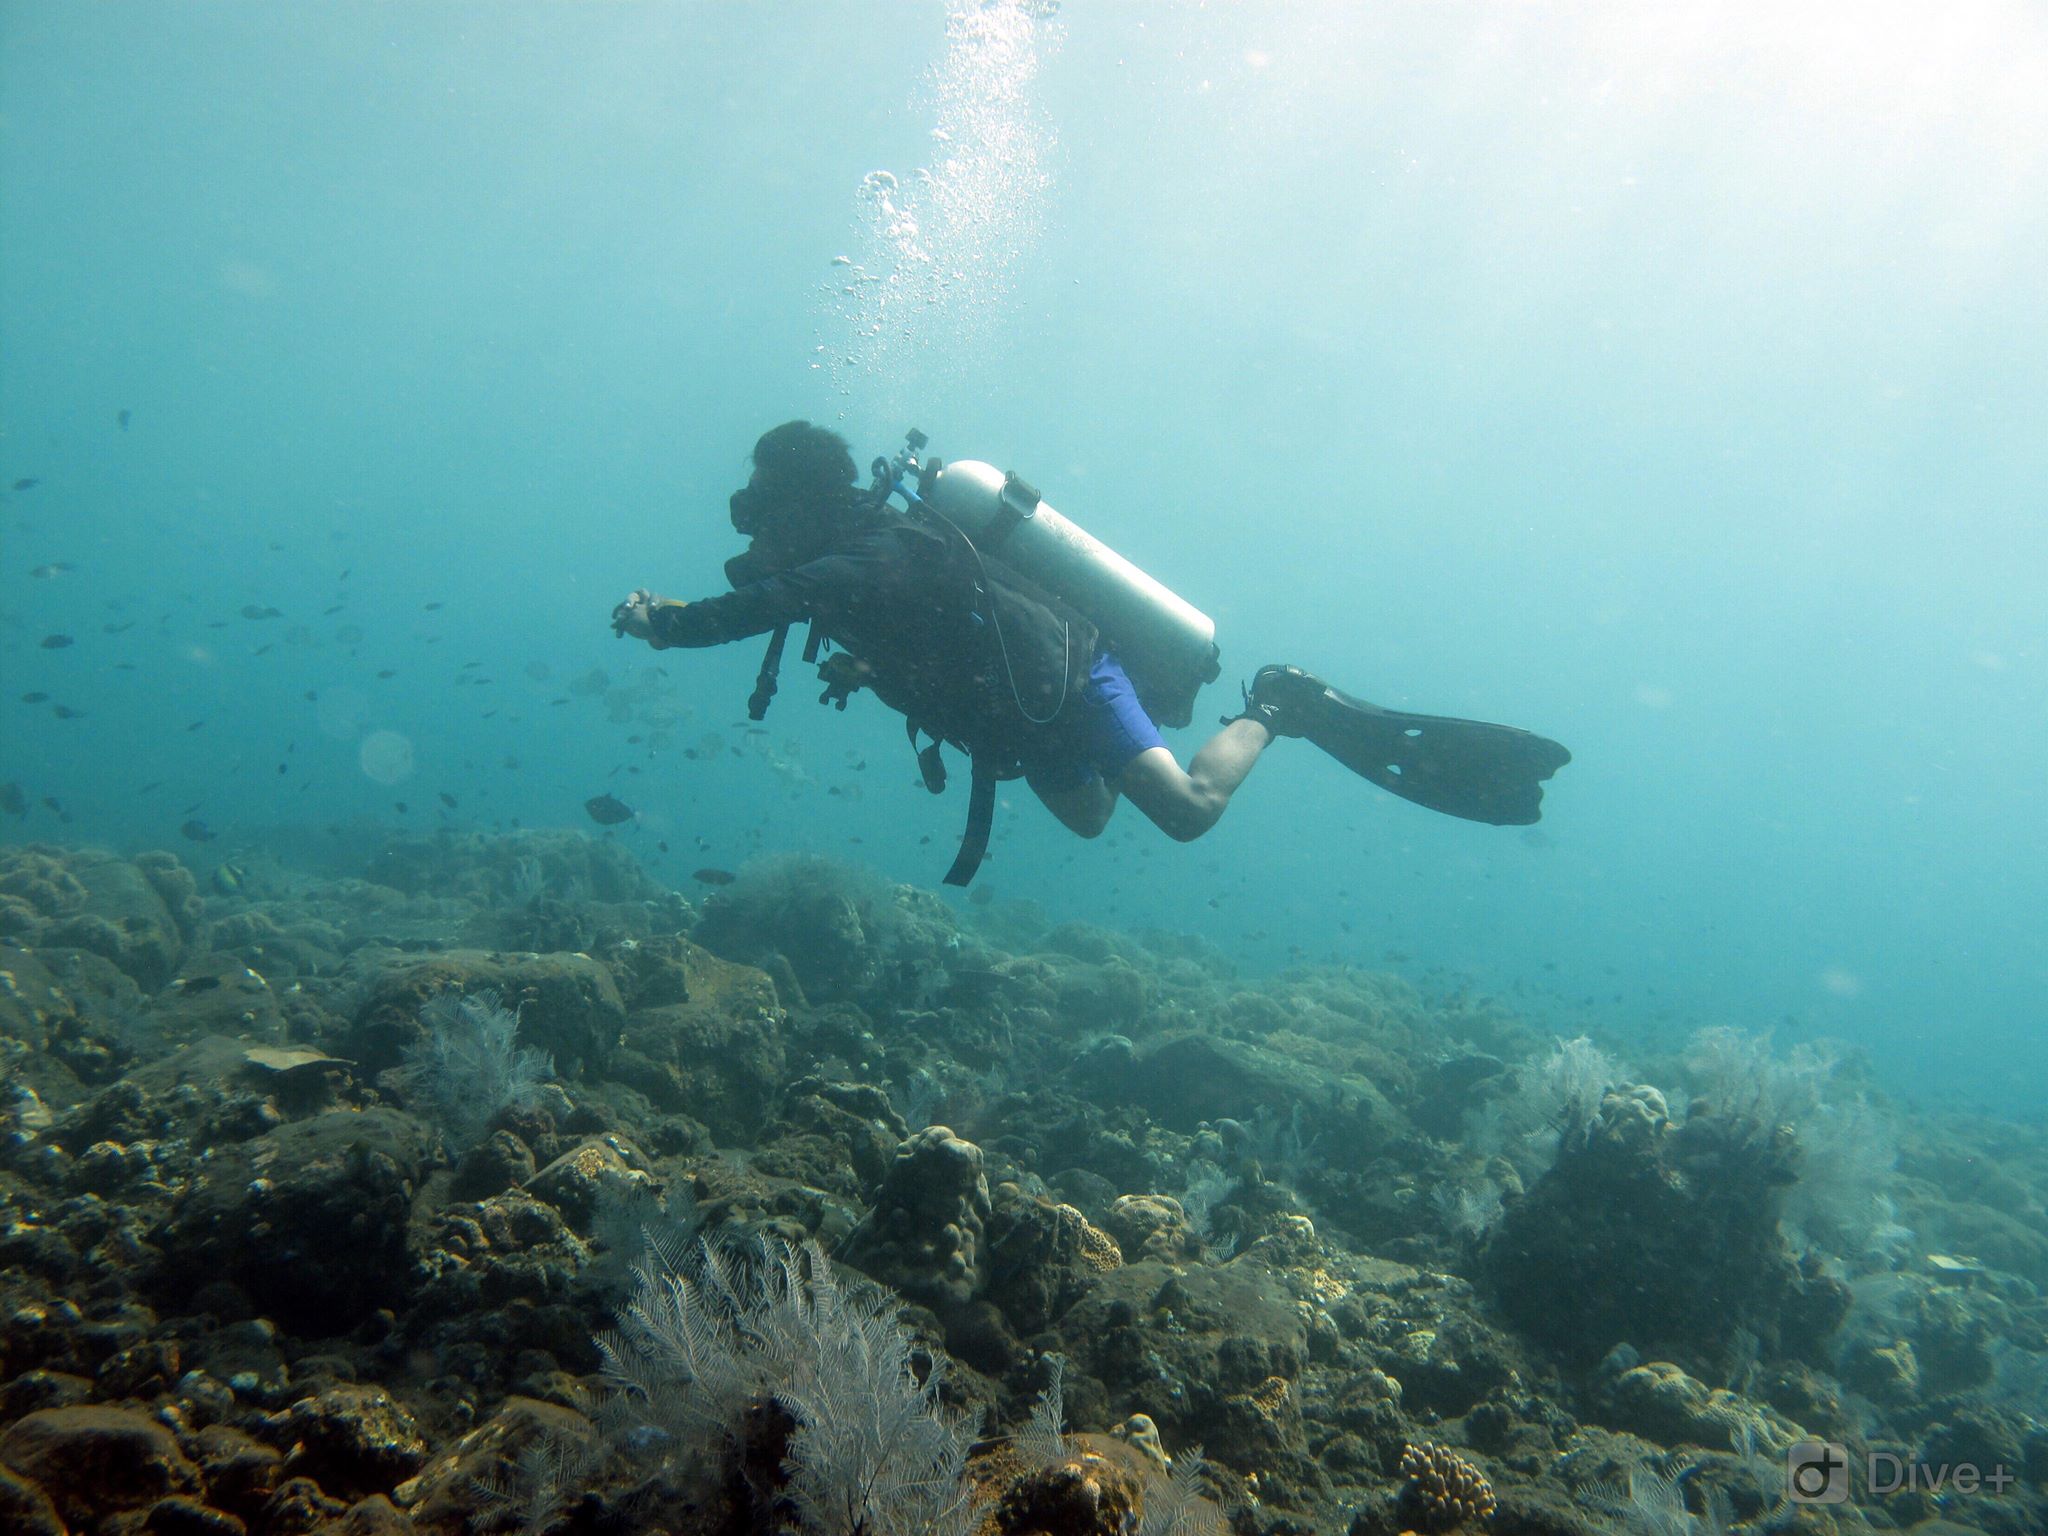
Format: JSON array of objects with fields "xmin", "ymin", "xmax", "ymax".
[
  {"xmin": 524, "ymin": 1134, "xmax": 656, "ymax": 1233},
  {"xmin": 612, "ymin": 942, "xmax": 785, "ymax": 1140},
  {"xmin": 0, "ymin": 846, "xmax": 193, "ymax": 991},
  {"xmin": 1055, "ymin": 1258, "xmax": 1321, "ymax": 1489},
  {"xmin": 348, "ymin": 949, "xmax": 625, "ymax": 1079},
  {"xmin": 277, "ymin": 1384, "xmax": 428, "ymax": 1500},
  {"xmin": 152, "ymin": 1107, "xmax": 431, "ymax": 1331},
  {"xmin": 408, "ymin": 1191, "xmax": 596, "ymax": 1385},
  {"xmin": 0, "ymin": 1404, "xmax": 201, "ymax": 1525},
  {"xmin": 1, "ymin": 943, "xmax": 149, "ymax": 1100},
  {"xmin": 1123, "ymin": 1033, "xmax": 1400, "ymax": 1170},
  {"xmin": 395, "ymin": 1395, "xmax": 598, "ymax": 1530}
]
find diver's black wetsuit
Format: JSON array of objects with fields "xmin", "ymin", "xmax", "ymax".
[{"xmin": 649, "ymin": 523, "xmax": 1091, "ymax": 748}]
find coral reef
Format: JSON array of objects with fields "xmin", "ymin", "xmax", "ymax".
[{"xmin": 0, "ymin": 833, "xmax": 2041, "ymax": 1536}]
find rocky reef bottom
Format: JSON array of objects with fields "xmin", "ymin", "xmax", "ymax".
[{"xmin": 2, "ymin": 830, "xmax": 2044, "ymax": 1536}]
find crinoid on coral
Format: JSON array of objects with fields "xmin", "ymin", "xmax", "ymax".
[{"xmin": 1395, "ymin": 1441, "xmax": 1496, "ymax": 1534}]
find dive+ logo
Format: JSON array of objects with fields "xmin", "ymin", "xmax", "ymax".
[
  {"xmin": 1785, "ymin": 1441, "xmax": 1849, "ymax": 1504},
  {"xmin": 1786, "ymin": 1440, "xmax": 2016, "ymax": 1503}
]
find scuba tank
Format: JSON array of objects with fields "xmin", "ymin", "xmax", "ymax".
[{"xmin": 915, "ymin": 456, "xmax": 1221, "ymax": 727}]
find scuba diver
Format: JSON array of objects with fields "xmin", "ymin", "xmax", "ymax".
[{"xmin": 612, "ymin": 421, "xmax": 1568, "ymax": 885}]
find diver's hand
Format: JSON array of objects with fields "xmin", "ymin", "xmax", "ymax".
[{"xmin": 611, "ymin": 589, "xmax": 675, "ymax": 646}]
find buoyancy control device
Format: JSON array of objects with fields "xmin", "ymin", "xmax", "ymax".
[
  {"xmin": 745, "ymin": 428, "xmax": 1222, "ymax": 885},
  {"xmin": 916, "ymin": 457, "xmax": 1221, "ymax": 728}
]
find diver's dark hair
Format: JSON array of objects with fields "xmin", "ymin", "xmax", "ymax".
[{"xmin": 751, "ymin": 421, "xmax": 857, "ymax": 495}]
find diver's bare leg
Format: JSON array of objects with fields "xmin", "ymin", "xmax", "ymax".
[{"xmin": 1118, "ymin": 718, "xmax": 1274, "ymax": 842}]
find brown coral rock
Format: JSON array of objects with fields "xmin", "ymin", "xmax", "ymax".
[
  {"xmin": 0, "ymin": 1404, "xmax": 202, "ymax": 1525},
  {"xmin": 995, "ymin": 1448, "xmax": 1146, "ymax": 1536},
  {"xmin": 845, "ymin": 1125, "xmax": 993, "ymax": 1307}
]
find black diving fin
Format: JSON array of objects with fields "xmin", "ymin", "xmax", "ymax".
[{"xmin": 1249, "ymin": 666, "xmax": 1570, "ymax": 825}]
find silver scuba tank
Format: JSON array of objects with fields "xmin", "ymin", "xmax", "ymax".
[{"xmin": 920, "ymin": 458, "xmax": 1221, "ymax": 728}]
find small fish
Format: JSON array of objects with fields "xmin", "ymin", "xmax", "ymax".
[
  {"xmin": 117, "ymin": 409, "xmax": 131, "ymax": 430},
  {"xmin": 180, "ymin": 818, "xmax": 216, "ymax": 842},
  {"xmin": 41, "ymin": 796, "xmax": 63, "ymax": 815},
  {"xmin": 303, "ymin": 690, "xmax": 318, "ymax": 702},
  {"xmin": 376, "ymin": 669, "xmax": 396, "ymax": 680},
  {"xmin": 19, "ymin": 692, "xmax": 48, "ymax": 704},
  {"xmin": 12, "ymin": 477, "xmax": 39, "ymax": 491},
  {"xmin": 186, "ymin": 720, "xmax": 206, "ymax": 732},
  {"xmin": 692, "ymin": 867, "xmax": 737, "ymax": 886},
  {"xmin": 423, "ymin": 601, "xmax": 444, "ymax": 611},
  {"xmin": 172, "ymin": 975, "xmax": 221, "ymax": 994},
  {"xmin": 968, "ymin": 885, "xmax": 995, "ymax": 907},
  {"xmin": 0, "ymin": 782, "xmax": 26, "ymax": 816},
  {"xmin": 51, "ymin": 705, "xmax": 85, "ymax": 720},
  {"xmin": 30, "ymin": 562, "xmax": 74, "ymax": 579},
  {"xmin": 394, "ymin": 801, "xmax": 408, "ymax": 814},
  {"xmin": 657, "ymin": 840, "xmax": 670, "ymax": 853},
  {"xmin": 39, "ymin": 634, "xmax": 74, "ymax": 650},
  {"xmin": 240, "ymin": 604, "xmax": 283, "ymax": 620},
  {"xmin": 438, "ymin": 792, "xmax": 457, "ymax": 809},
  {"xmin": 212, "ymin": 862, "xmax": 246, "ymax": 893},
  {"xmin": 277, "ymin": 763, "xmax": 287, "ymax": 775},
  {"xmin": 584, "ymin": 793, "xmax": 637, "ymax": 826}
]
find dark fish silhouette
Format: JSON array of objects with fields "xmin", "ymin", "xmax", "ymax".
[
  {"xmin": 52, "ymin": 705, "xmax": 84, "ymax": 720},
  {"xmin": 585, "ymin": 793, "xmax": 636, "ymax": 826},
  {"xmin": 20, "ymin": 692, "xmax": 48, "ymax": 704},
  {"xmin": 30, "ymin": 562, "xmax": 73, "ymax": 579},
  {"xmin": 12, "ymin": 478, "xmax": 39, "ymax": 491},
  {"xmin": 172, "ymin": 975, "xmax": 221, "ymax": 994},
  {"xmin": 692, "ymin": 868, "xmax": 737, "ymax": 886},
  {"xmin": 0, "ymin": 783, "xmax": 26, "ymax": 816},
  {"xmin": 39, "ymin": 634, "xmax": 73, "ymax": 649},
  {"xmin": 180, "ymin": 819, "xmax": 217, "ymax": 842},
  {"xmin": 118, "ymin": 409, "xmax": 131, "ymax": 430},
  {"xmin": 240, "ymin": 604, "xmax": 283, "ymax": 620},
  {"xmin": 438, "ymin": 792, "xmax": 457, "ymax": 809}
]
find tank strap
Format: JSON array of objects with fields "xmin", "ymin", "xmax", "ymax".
[{"xmin": 943, "ymin": 757, "xmax": 1000, "ymax": 887}]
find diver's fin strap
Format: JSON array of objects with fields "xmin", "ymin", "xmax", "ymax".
[
  {"xmin": 747, "ymin": 625, "xmax": 790, "ymax": 721},
  {"xmin": 907, "ymin": 719, "xmax": 947, "ymax": 794},
  {"xmin": 943, "ymin": 757, "xmax": 999, "ymax": 887}
]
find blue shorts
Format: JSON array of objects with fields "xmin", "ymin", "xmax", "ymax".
[{"xmin": 1023, "ymin": 651, "xmax": 1167, "ymax": 793}]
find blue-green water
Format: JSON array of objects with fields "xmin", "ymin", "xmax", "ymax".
[{"xmin": 4, "ymin": 1, "xmax": 2044, "ymax": 1109}]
